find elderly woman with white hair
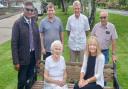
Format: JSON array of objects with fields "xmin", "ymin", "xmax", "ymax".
[{"xmin": 43, "ymin": 40, "xmax": 68, "ymax": 89}]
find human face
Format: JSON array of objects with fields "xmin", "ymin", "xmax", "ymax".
[
  {"xmin": 74, "ymin": 5, "xmax": 81, "ymax": 18},
  {"xmin": 100, "ymin": 12, "xmax": 108, "ymax": 26},
  {"xmin": 24, "ymin": 5, "xmax": 34, "ymax": 18},
  {"xmin": 53, "ymin": 45, "xmax": 62, "ymax": 55},
  {"xmin": 47, "ymin": 7, "xmax": 55, "ymax": 19},
  {"xmin": 88, "ymin": 42, "xmax": 97, "ymax": 55}
]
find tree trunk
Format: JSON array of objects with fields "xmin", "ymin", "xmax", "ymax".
[
  {"xmin": 89, "ymin": 0, "xmax": 96, "ymax": 29},
  {"xmin": 61, "ymin": 0, "xmax": 65, "ymax": 12}
]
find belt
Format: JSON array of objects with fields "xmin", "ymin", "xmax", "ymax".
[{"xmin": 102, "ymin": 49, "xmax": 109, "ymax": 51}]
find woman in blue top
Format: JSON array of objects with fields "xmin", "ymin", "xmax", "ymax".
[{"xmin": 74, "ymin": 36, "xmax": 105, "ymax": 89}]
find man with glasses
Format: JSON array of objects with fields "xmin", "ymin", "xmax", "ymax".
[
  {"xmin": 11, "ymin": 1, "xmax": 41, "ymax": 89},
  {"xmin": 91, "ymin": 11, "xmax": 118, "ymax": 64}
]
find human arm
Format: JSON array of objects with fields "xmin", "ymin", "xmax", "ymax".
[
  {"xmin": 79, "ymin": 55, "xmax": 88, "ymax": 87},
  {"xmin": 40, "ymin": 32, "xmax": 46, "ymax": 54},
  {"xmin": 11, "ymin": 21, "xmax": 20, "ymax": 71},
  {"xmin": 112, "ymin": 39, "xmax": 117, "ymax": 62},
  {"xmin": 111, "ymin": 25, "xmax": 118, "ymax": 62},
  {"xmin": 66, "ymin": 17, "xmax": 71, "ymax": 37},
  {"xmin": 60, "ymin": 32, "xmax": 64, "ymax": 45},
  {"xmin": 94, "ymin": 54, "xmax": 105, "ymax": 83},
  {"xmin": 36, "ymin": 25, "xmax": 41, "ymax": 67}
]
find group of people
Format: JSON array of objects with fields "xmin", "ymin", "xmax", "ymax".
[{"xmin": 11, "ymin": 1, "xmax": 118, "ymax": 89}]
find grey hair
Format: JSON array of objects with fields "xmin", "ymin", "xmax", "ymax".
[
  {"xmin": 73, "ymin": 0, "xmax": 81, "ymax": 7},
  {"xmin": 51, "ymin": 40, "xmax": 63, "ymax": 54}
]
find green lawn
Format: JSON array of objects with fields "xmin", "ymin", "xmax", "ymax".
[{"xmin": 0, "ymin": 9, "xmax": 128, "ymax": 89}]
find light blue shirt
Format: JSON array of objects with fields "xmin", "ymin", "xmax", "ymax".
[
  {"xmin": 39, "ymin": 16, "xmax": 64, "ymax": 52},
  {"xmin": 66, "ymin": 14, "xmax": 90, "ymax": 51}
]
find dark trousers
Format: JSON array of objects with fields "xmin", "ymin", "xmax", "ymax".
[
  {"xmin": 43, "ymin": 52, "xmax": 51, "ymax": 60},
  {"xmin": 17, "ymin": 51, "xmax": 36, "ymax": 89},
  {"xmin": 74, "ymin": 82, "xmax": 103, "ymax": 89}
]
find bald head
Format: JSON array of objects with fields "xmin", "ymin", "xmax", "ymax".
[
  {"xmin": 100, "ymin": 10, "xmax": 108, "ymax": 17},
  {"xmin": 100, "ymin": 11, "xmax": 108, "ymax": 26}
]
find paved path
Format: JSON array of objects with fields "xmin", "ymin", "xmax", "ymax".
[
  {"xmin": 0, "ymin": 14, "xmax": 21, "ymax": 44},
  {"xmin": 97, "ymin": 8, "xmax": 128, "ymax": 16}
]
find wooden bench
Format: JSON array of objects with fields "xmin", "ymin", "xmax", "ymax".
[{"xmin": 32, "ymin": 62, "xmax": 114, "ymax": 89}]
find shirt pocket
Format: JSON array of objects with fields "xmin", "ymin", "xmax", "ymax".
[{"xmin": 105, "ymin": 34, "xmax": 111, "ymax": 41}]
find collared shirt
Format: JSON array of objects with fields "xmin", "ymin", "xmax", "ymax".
[
  {"xmin": 91, "ymin": 22, "xmax": 118, "ymax": 50},
  {"xmin": 24, "ymin": 16, "xmax": 34, "ymax": 51},
  {"xmin": 24, "ymin": 16, "xmax": 31, "ymax": 24},
  {"xmin": 39, "ymin": 16, "xmax": 64, "ymax": 52},
  {"xmin": 66, "ymin": 14, "xmax": 90, "ymax": 51}
]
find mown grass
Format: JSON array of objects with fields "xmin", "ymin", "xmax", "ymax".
[{"xmin": 0, "ymin": 8, "xmax": 128, "ymax": 89}]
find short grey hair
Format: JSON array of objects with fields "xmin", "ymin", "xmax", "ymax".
[
  {"xmin": 73, "ymin": 0, "xmax": 81, "ymax": 7},
  {"xmin": 51, "ymin": 40, "xmax": 63, "ymax": 54}
]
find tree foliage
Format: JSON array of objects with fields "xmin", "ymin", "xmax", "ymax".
[{"xmin": 119, "ymin": 0, "xmax": 128, "ymax": 6}]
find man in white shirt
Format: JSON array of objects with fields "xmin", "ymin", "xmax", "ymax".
[{"xmin": 66, "ymin": 1, "xmax": 90, "ymax": 62}]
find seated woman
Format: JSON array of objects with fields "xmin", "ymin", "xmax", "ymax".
[
  {"xmin": 43, "ymin": 40, "xmax": 68, "ymax": 89},
  {"xmin": 74, "ymin": 36, "xmax": 105, "ymax": 89}
]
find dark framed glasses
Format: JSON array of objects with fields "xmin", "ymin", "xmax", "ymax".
[
  {"xmin": 100, "ymin": 16, "xmax": 107, "ymax": 19},
  {"xmin": 25, "ymin": 8, "xmax": 34, "ymax": 12}
]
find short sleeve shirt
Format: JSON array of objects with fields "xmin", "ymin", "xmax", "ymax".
[
  {"xmin": 91, "ymin": 22, "xmax": 118, "ymax": 49},
  {"xmin": 66, "ymin": 14, "xmax": 90, "ymax": 51},
  {"xmin": 39, "ymin": 16, "xmax": 64, "ymax": 52},
  {"xmin": 45, "ymin": 55, "xmax": 66, "ymax": 80}
]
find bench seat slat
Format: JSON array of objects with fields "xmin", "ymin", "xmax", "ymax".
[
  {"xmin": 32, "ymin": 81, "xmax": 113, "ymax": 89},
  {"xmin": 32, "ymin": 62, "xmax": 114, "ymax": 89}
]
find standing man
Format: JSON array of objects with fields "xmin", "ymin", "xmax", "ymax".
[
  {"xmin": 39, "ymin": 2, "xmax": 64, "ymax": 60},
  {"xmin": 66, "ymin": 1, "xmax": 90, "ymax": 62},
  {"xmin": 91, "ymin": 11, "xmax": 118, "ymax": 64},
  {"xmin": 11, "ymin": 1, "xmax": 41, "ymax": 89}
]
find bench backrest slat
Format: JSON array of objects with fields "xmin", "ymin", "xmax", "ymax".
[{"xmin": 66, "ymin": 62, "xmax": 114, "ymax": 83}]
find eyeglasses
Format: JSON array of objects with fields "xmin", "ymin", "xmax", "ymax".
[
  {"xmin": 100, "ymin": 16, "xmax": 107, "ymax": 19},
  {"xmin": 25, "ymin": 8, "xmax": 34, "ymax": 12}
]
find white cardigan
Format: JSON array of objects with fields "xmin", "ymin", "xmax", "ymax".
[{"xmin": 81, "ymin": 53, "xmax": 105, "ymax": 88}]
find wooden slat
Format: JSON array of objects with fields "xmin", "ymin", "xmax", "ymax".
[
  {"xmin": 32, "ymin": 62, "xmax": 114, "ymax": 89},
  {"xmin": 32, "ymin": 81, "xmax": 113, "ymax": 89},
  {"xmin": 104, "ymin": 87, "xmax": 114, "ymax": 89}
]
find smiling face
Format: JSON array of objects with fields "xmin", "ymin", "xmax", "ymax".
[
  {"xmin": 51, "ymin": 40, "xmax": 63, "ymax": 56},
  {"xmin": 73, "ymin": 1, "xmax": 81, "ymax": 18},
  {"xmin": 47, "ymin": 7, "xmax": 55, "ymax": 19},
  {"xmin": 87, "ymin": 36, "xmax": 101, "ymax": 56},
  {"xmin": 47, "ymin": 3, "xmax": 55, "ymax": 19},
  {"xmin": 73, "ymin": 5, "xmax": 81, "ymax": 18},
  {"xmin": 88, "ymin": 40, "xmax": 97, "ymax": 55},
  {"xmin": 53, "ymin": 45, "xmax": 62, "ymax": 55}
]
